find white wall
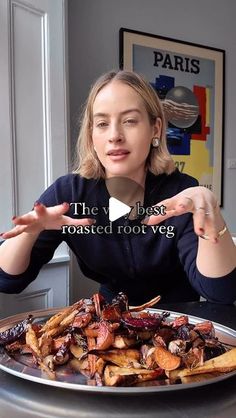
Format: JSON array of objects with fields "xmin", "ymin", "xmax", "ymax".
[
  {"xmin": 68, "ymin": 0, "xmax": 236, "ymax": 234},
  {"xmin": 0, "ymin": 0, "xmax": 70, "ymax": 314}
]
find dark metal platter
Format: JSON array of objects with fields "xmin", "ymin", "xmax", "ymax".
[{"xmin": 0, "ymin": 307, "xmax": 235, "ymax": 394}]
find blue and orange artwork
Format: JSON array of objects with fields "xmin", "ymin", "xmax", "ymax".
[
  {"xmin": 129, "ymin": 36, "xmax": 223, "ymax": 200},
  {"xmin": 150, "ymin": 75, "xmax": 213, "ymax": 188}
]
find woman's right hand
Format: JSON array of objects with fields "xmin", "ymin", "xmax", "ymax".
[{"xmin": 0, "ymin": 202, "xmax": 95, "ymax": 239}]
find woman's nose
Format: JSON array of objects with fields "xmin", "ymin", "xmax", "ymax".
[{"xmin": 108, "ymin": 124, "xmax": 124, "ymax": 143}]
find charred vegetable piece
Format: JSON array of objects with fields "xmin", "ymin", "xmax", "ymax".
[
  {"xmin": 0, "ymin": 315, "xmax": 33, "ymax": 345},
  {"xmin": 177, "ymin": 324, "xmax": 194, "ymax": 340},
  {"xmin": 39, "ymin": 334, "xmax": 53, "ymax": 358},
  {"xmin": 172, "ymin": 315, "xmax": 189, "ymax": 328},
  {"xmin": 204, "ymin": 344, "xmax": 227, "ymax": 361},
  {"xmin": 182, "ymin": 347, "xmax": 204, "ymax": 369},
  {"xmin": 26, "ymin": 323, "xmax": 41, "ymax": 358},
  {"xmin": 129, "ymin": 295, "xmax": 161, "ymax": 312},
  {"xmin": 104, "ymin": 365, "xmax": 163, "ymax": 386},
  {"xmin": 89, "ymin": 348, "xmax": 141, "ymax": 368},
  {"xmin": 72, "ymin": 313, "xmax": 92, "ymax": 328},
  {"xmin": 101, "ymin": 305, "xmax": 122, "ymax": 321},
  {"xmin": 156, "ymin": 327, "xmax": 176, "ymax": 345},
  {"xmin": 167, "ymin": 348, "xmax": 236, "ymax": 380},
  {"xmin": 79, "ymin": 298, "xmax": 96, "ymax": 314},
  {"xmin": 122, "ymin": 316, "xmax": 162, "ymax": 330},
  {"xmin": 193, "ymin": 321, "xmax": 215, "ymax": 339},
  {"xmin": 70, "ymin": 344, "xmax": 87, "ymax": 360},
  {"xmin": 69, "ymin": 357, "xmax": 89, "ymax": 376},
  {"xmin": 92, "ymin": 293, "xmax": 105, "ymax": 317},
  {"xmin": 40, "ymin": 306, "xmax": 74, "ymax": 333},
  {"xmin": 140, "ymin": 345, "xmax": 157, "ymax": 369},
  {"xmin": 96, "ymin": 321, "xmax": 114, "ymax": 350},
  {"xmin": 73, "ymin": 334, "xmax": 88, "ymax": 350},
  {"xmin": 168, "ymin": 339, "xmax": 187, "ymax": 355},
  {"xmin": 189, "ymin": 330, "xmax": 205, "ymax": 348},
  {"xmin": 39, "ymin": 359, "xmax": 56, "ymax": 380},
  {"xmin": 154, "ymin": 346, "xmax": 181, "ymax": 371},
  {"xmin": 111, "ymin": 292, "xmax": 129, "ymax": 312},
  {"xmin": 112, "ymin": 335, "xmax": 137, "ymax": 349},
  {"xmin": 53, "ymin": 333, "xmax": 72, "ymax": 365}
]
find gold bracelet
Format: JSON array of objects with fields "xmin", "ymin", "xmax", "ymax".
[{"xmin": 200, "ymin": 224, "xmax": 227, "ymax": 240}]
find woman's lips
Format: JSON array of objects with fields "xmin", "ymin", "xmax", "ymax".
[{"xmin": 107, "ymin": 149, "xmax": 130, "ymax": 161}]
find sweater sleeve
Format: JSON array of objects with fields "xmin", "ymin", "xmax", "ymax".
[
  {"xmin": 0, "ymin": 230, "xmax": 62, "ymax": 293},
  {"xmin": 0, "ymin": 175, "xmax": 71, "ymax": 294},
  {"xmin": 177, "ymin": 214, "xmax": 236, "ymax": 304}
]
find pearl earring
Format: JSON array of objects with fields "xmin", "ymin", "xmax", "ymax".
[{"xmin": 152, "ymin": 137, "xmax": 160, "ymax": 147}]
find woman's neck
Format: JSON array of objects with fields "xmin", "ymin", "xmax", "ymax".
[{"xmin": 105, "ymin": 169, "xmax": 147, "ymax": 188}]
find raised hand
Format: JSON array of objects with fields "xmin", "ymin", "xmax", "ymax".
[
  {"xmin": 142, "ymin": 186, "xmax": 224, "ymax": 243},
  {"xmin": 1, "ymin": 202, "xmax": 95, "ymax": 239}
]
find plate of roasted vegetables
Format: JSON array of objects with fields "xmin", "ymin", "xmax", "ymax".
[{"xmin": 0, "ymin": 292, "xmax": 236, "ymax": 393}]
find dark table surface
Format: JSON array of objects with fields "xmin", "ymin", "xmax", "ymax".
[{"xmin": 0, "ymin": 301, "xmax": 235, "ymax": 418}]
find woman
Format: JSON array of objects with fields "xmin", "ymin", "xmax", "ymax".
[{"xmin": 0, "ymin": 70, "xmax": 235, "ymax": 304}]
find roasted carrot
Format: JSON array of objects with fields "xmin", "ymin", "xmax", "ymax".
[{"xmin": 154, "ymin": 346, "xmax": 181, "ymax": 371}]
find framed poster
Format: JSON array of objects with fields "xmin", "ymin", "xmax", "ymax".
[{"xmin": 119, "ymin": 28, "xmax": 225, "ymax": 205}]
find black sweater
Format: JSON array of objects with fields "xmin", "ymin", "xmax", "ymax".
[{"xmin": 0, "ymin": 170, "xmax": 235, "ymax": 305}]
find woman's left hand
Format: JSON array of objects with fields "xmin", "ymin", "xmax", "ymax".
[{"xmin": 142, "ymin": 186, "xmax": 223, "ymax": 242}]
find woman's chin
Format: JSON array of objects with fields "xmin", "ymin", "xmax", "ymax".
[{"xmin": 105, "ymin": 166, "xmax": 131, "ymax": 179}]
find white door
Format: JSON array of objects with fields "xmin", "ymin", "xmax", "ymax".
[{"xmin": 0, "ymin": 0, "xmax": 70, "ymax": 317}]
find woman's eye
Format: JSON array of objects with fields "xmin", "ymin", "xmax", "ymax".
[
  {"xmin": 124, "ymin": 119, "xmax": 137, "ymax": 125},
  {"xmin": 96, "ymin": 122, "xmax": 108, "ymax": 128}
]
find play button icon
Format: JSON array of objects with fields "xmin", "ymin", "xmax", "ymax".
[
  {"xmin": 105, "ymin": 177, "xmax": 144, "ymax": 222},
  {"xmin": 109, "ymin": 197, "xmax": 131, "ymax": 222}
]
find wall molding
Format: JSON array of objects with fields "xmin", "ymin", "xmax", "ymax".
[{"xmin": 9, "ymin": 0, "xmax": 52, "ymax": 215}]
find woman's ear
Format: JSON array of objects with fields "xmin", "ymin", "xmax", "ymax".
[{"xmin": 153, "ymin": 117, "xmax": 162, "ymax": 138}]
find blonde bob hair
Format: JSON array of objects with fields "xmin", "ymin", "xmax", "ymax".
[{"xmin": 73, "ymin": 70, "xmax": 175, "ymax": 178}]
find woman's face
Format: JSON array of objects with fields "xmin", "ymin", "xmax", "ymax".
[{"xmin": 92, "ymin": 80, "xmax": 161, "ymax": 184}]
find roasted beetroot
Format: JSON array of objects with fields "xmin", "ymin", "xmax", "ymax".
[
  {"xmin": 204, "ymin": 343, "xmax": 227, "ymax": 361},
  {"xmin": 112, "ymin": 292, "xmax": 129, "ymax": 312},
  {"xmin": 177, "ymin": 324, "xmax": 194, "ymax": 341},
  {"xmin": 122, "ymin": 316, "xmax": 162, "ymax": 330},
  {"xmin": 0, "ymin": 315, "xmax": 33, "ymax": 345}
]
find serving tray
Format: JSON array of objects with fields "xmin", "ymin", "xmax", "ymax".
[{"xmin": 0, "ymin": 307, "xmax": 235, "ymax": 394}]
